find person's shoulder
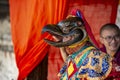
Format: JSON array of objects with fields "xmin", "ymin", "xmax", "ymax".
[
  {"xmin": 89, "ymin": 48, "xmax": 112, "ymax": 60},
  {"xmin": 78, "ymin": 47, "xmax": 112, "ymax": 80}
]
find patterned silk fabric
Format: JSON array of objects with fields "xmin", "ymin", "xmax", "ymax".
[{"xmin": 58, "ymin": 42, "xmax": 112, "ymax": 80}]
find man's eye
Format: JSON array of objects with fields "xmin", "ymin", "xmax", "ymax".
[
  {"xmin": 106, "ymin": 36, "xmax": 112, "ymax": 40},
  {"xmin": 108, "ymin": 36, "xmax": 112, "ymax": 39}
]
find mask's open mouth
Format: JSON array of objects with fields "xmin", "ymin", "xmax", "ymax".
[{"xmin": 42, "ymin": 26, "xmax": 87, "ymax": 47}]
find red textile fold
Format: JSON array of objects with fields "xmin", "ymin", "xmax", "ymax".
[{"xmin": 9, "ymin": 0, "xmax": 68, "ymax": 79}]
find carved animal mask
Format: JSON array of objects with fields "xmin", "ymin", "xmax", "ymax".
[{"xmin": 42, "ymin": 17, "xmax": 87, "ymax": 47}]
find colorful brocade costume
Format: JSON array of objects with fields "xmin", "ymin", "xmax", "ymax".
[{"xmin": 58, "ymin": 42, "xmax": 112, "ymax": 80}]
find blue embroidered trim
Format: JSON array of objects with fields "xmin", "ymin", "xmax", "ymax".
[
  {"xmin": 59, "ymin": 64, "xmax": 67, "ymax": 74},
  {"xmin": 79, "ymin": 53, "xmax": 110, "ymax": 78},
  {"xmin": 91, "ymin": 58, "xmax": 99, "ymax": 66}
]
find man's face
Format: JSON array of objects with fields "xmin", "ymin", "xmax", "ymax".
[{"xmin": 100, "ymin": 29, "xmax": 120, "ymax": 52}]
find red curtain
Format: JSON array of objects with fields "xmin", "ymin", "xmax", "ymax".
[
  {"xmin": 9, "ymin": 0, "xmax": 69, "ymax": 80},
  {"xmin": 9, "ymin": 0, "xmax": 119, "ymax": 80}
]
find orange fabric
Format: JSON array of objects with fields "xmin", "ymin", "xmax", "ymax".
[
  {"xmin": 9, "ymin": 0, "xmax": 68, "ymax": 80},
  {"xmin": 9, "ymin": 0, "xmax": 118, "ymax": 80}
]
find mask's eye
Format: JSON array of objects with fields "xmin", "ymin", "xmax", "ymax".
[
  {"xmin": 70, "ymin": 21, "xmax": 84, "ymax": 27},
  {"xmin": 64, "ymin": 22, "xmax": 70, "ymax": 27}
]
